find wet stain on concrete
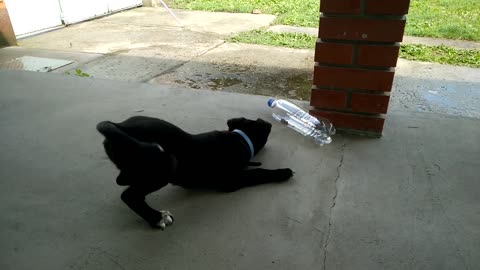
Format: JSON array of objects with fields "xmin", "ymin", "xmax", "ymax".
[
  {"xmin": 159, "ymin": 65, "xmax": 314, "ymax": 101},
  {"xmin": 208, "ymin": 77, "xmax": 243, "ymax": 90},
  {"xmin": 175, "ymin": 79, "xmax": 201, "ymax": 89},
  {"xmin": 286, "ymin": 73, "xmax": 313, "ymax": 100},
  {"xmin": 148, "ymin": 42, "xmax": 317, "ymax": 101}
]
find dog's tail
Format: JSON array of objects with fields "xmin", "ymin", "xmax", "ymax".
[{"xmin": 97, "ymin": 121, "xmax": 175, "ymax": 184}]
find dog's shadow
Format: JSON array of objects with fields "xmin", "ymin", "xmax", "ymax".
[
  {"xmin": 146, "ymin": 178, "xmax": 290, "ymax": 226},
  {"xmin": 148, "ymin": 185, "xmax": 229, "ymax": 218}
]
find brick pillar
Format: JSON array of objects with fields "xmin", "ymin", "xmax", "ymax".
[
  {"xmin": 0, "ymin": 0, "xmax": 17, "ymax": 47},
  {"xmin": 310, "ymin": 0, "xmax": 410, "ymax": 137}
]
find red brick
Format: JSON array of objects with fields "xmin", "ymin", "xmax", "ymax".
[
  {"xmin": 357, "ymin": 44, "xmax": 400, "ymax": 67},
  {"xmin": 320, "ymin": 0, "xmax": 361, "ymax": 15},
  {"xmin": 350, "ymin": 92, "xmax": 390, "ymax": 114},
  {"xmin": 313, "ymin": 65, "xmax": 394, "ymax": 92},
  {"xmin": 311, "ymin": 89, "xmax": 348, "ymax": 109},
  {"xmin": 319, "ymin": 16, "xmax": 406, "ymax": 42},
  {"xmin": 310, "ymin": 109, "xmax": 385, "ymax": 133},
  {"xmin": 315, "ymin": 41, "xmax": 354, "ymax": 65},
  {"xmin": 365, "ymin": 0, "xmax": 411, "ymax": 15}
]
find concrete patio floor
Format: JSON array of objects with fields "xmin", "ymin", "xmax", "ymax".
[
  {"xmin": 0, "ymin": 70, "xmax": 479, "ymax": 270},
  {"xmin": 1, "ymin": 6, "xmax": 480, "ymax": 270}
]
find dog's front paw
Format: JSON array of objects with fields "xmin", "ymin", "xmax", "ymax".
[
  {"xmin": 156, "ymin": 210, "xmax": 174, "ymax": 230},
  {"xmin": 276, "ymin": 168, "xmax": 294, "ymax": 182}
]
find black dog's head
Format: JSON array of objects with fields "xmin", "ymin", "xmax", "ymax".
[{"xmin": 227, "ymin": 117, "xmax": 272, "ymax": 154}]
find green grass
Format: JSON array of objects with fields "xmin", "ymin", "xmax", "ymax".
[
  {"xmin": 168, "ymin": 0, "xmax": 320, "ymax": 27},
  {"xmin": 169, "ymin": 0, "xmax": 480, "ymax": 66},
  {"xmin": 229, "ymin": 30, "xmax": 480, "ymax": 68},
  {"xmin": 400, "ymin": 44, "xmax": 480, "ymax": 68},
  {"xmin": 406, "ymin": 0, "xmax": 480, "ymax": 41},
  {"xmin": 168, "ymin": 0, "xmax": 480, "ymax": 41},
  {"xmin": 229, "ymin": 30, "xmax": 317, "ymax": 49}
]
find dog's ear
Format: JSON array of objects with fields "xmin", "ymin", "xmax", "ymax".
[{"xmin": 227, "ymin": 117, "xmax": 246, "ymax": 131}]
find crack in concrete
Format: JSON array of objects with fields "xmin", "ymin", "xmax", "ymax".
[
  {"xmin": 323, "ymin": 140, "xmax": 346, "ymax": 270},
  {"xmin": 423, "ymin": 163, "xmax": 470, "ymax": 270},
  {"xmin": 285, "ymin": 217, "xmax": 325, "ymax": 236},
  {"xmin": 145, "ymin": 41, "xmax": 226, "ymax": 83},
  {"xmin": 286, "ymin": 216, "xmax": 302, "ymax": 224},
  {"xmin": 66, "ymin": 41, "xmax": 226, "ymax": 82},
  {"xmin": 62, "ymin": 53, "xmax": 109, "ymax": 73},
  {"xmin": 101, "ymin": 250, "xmax": 127, "ymax": 270}
]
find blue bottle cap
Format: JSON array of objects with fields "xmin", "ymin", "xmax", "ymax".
[{"xmin": 267, "ymin": 99, "xmax": 275, "ymax": 107}]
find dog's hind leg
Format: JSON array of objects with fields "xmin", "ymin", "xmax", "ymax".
[
  {"xmin": 97, "ymin": 121, "xmax": 173, "ymax": 171},
  {"xmin": 121, "ymin": 182, "xmax": 174, "ymax": 229}
]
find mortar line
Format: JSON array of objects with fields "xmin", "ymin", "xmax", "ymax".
[{"xmin": 323, "ymin": 139, "xmax": 346, "ymax": 270}]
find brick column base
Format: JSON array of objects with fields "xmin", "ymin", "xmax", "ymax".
[{"xmin": 310, "ymin": 0, "xmax": 410, "ymax": 137}]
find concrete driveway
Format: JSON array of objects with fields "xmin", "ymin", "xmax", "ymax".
[
  {"xmin": 0, "ymin": 70, "xmax": 479, "ymax": 270},
  {"xmin": 7, "ymin": 7, "xmax": 479, "ymax": 114}
]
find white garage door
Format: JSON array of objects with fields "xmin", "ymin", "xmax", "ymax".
[
  {"xmin": 5, "ymin": 0, "xmax": 142, "ymax": 36},
  {"xmin": 59, "ymin": 0, "xmax": 143, "ymax": 25},
  {"xmin": 4, "ymin": 0, "xmax": 63, "ymax": 36},
  {"xmin": 59, "ymin": 0, "xmax": 109, "ymax": 25},
  {"xmin": 108, "ymin": 0, "xmax": 143, "ymax": 13}
]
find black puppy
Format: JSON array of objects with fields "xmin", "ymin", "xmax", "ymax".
[{"xmin": 97, "ymin": 116, "xmax": 293, "ymax": 229}]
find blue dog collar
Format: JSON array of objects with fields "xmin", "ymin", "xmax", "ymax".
[{"xmin": 232, "ymin": 129, "xmax": 254, "ymax": 160}]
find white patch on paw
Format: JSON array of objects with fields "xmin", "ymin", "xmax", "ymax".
[
  {"xmin": 157, "ymin": 210, "xmax": 174, "ymax": 230},
  {"xmin": 155, "ymin": 143, "xmax": 165, "ymax": 152}
]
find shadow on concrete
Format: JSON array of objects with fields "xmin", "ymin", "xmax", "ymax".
[
  {"xmin": 67, "ymin": 52, "xmax": 314, "ymax": 101},
  {"xmin": 62, "ymin": 52, "xmax": 480, "ymax": 115}
]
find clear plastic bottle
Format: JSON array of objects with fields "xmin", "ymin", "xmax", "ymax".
[{"xmin": 267, "ymin": 98, "xmax": 335, "ymax": 145}]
